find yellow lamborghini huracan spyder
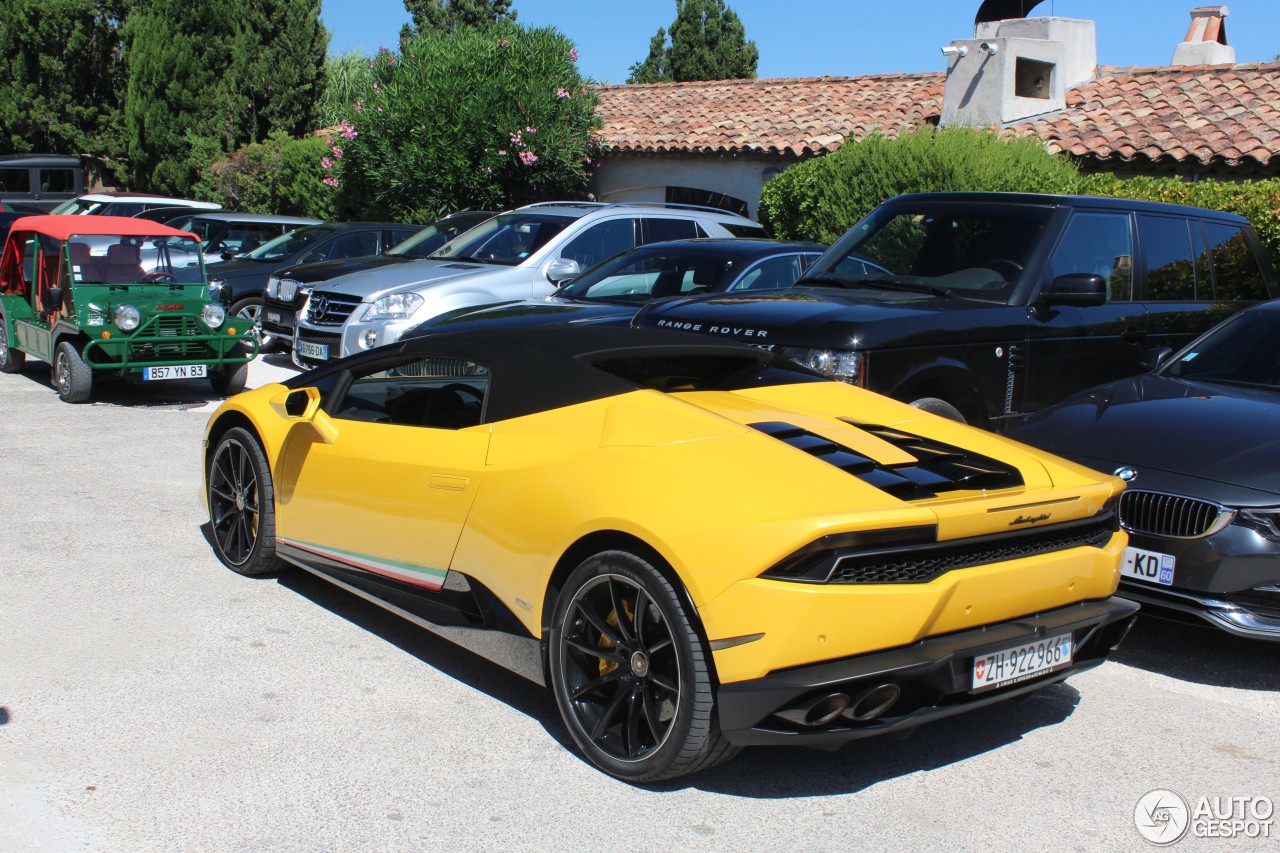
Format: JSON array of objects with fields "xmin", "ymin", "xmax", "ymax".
[{"xmin": 203, "ymin": 326, "xmax": 1137, "ymax": 782}]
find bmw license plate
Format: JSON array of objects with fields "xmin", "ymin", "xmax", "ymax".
[
  {"xmin": 971, "ymin": 634, "xmax": 1072, "ymax": 691},
  {"xmin": 142, "ymin": 364, "xmax": 207, "ymax": 381},
  {"xmin": 1121, "ymin": 546, "xmax": 1175, "ymax": 586},
  {"xmin": 265, "ymin": 311, "xmax": 282, "ymax": 325},
  {"xmin": 296, "ymin": 340, "xmax": 328, "ymax": 360}
]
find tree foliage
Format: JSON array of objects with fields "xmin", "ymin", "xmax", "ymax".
[
  {"xmin": 317, "ymin": 51, "xmax": 375, "ymax": 128},
  {"xmin": 193, "ymin": 132, "xmax": 336, "ymax": 218},
  {"xmin": 0, "ymin": 0, "xmax": 127, "ymax": 165},
  {"xmin": 628, "ymin": 0, "xmax": 758, "ymax": 83},
  {"xmin": 330, "ymin": 22, "xmax": 600, "ymax": 222},
  {"xmin": 402, "ymin": 0, "xmax": 516, "ymax": 37},
  {"xmin": 124, "ymin": 0, "xmax": 327, "ymax": 195}
]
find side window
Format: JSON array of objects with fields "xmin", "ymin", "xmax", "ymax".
[
  {"xmin": 1048, "ymin": 212, "xmax": 1134, "ymax": 301},
  {"xmin": 1137, "ymin": 215, "xmax": 1198, "ymax": 300},
  {"xmin": 560, "ymin": 218, "xmax": 638, "ymax": 269},
  {"xmin": 0, "ymin": 168, "xmax": 31, "ymax": 193},
  {"xmin": 1204, "ymin": 222, "xmax": 1269, "ymax": 301},
  {"xmin": 641, "ymin": 218, "xmax": 702, "ymax": 245},
  {"xmin": 20, "ymin": 235, "xmax": 38, "ymax": 287},
  {"xmin": 328, "ymin": 356, "xmax": 489, "ymax": 430},
  {"xmin": 321, "ymin": 231, "xmax": 380, "ymax": 261},
  {"xmin": 389, "ymin": 227, "xmax": 419, "ymax": 246},
  {"xmin": 39, "ymin": 169, "xmax": 76, "ymax": 193},
  {"xmin": 732, "ymin": 254, "xmax": 811, "ymax": 291}
]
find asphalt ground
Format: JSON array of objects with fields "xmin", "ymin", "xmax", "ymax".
[{"xmin": 1, "ymin": 352, "xmax": 1278, "ymax": 852}]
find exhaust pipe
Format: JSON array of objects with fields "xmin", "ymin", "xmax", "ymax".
[
  {"xmin": 847, "ymin": 683, "xmax": 901, "ymax": 722},
  {"xmin": 776, "ymin": 692, "xmax": 851, "ymax": 727}
]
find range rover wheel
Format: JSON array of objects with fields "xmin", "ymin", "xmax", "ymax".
[
  {"xmin": 230, "ymin": 297, "xmax": 278, "ymax": 354},
  {"xmin": 54, "ymin": 341, "xmax": 92, "ymax": 403},
  {"xmin": 207, "ymin": 427, "xmax": 282, "ymax": 576},
  {"xmin": 909, "ymin": 396, "xmax": 966, "ymax": 423},
  {"xmin": 0, "ymin": 320, "xmax": 24, "ymax": 374},
  {"xmin": 548, "ymin": 550, "xmax": 738, "ymax": 782}
]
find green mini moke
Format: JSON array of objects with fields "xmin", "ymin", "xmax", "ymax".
[{"xmin": 0, "ymin": 215, "xmax": 258, "ymax": 402}]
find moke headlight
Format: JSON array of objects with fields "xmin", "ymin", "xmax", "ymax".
[
  {"xmin": 114, "ymin": 304, "xmax": 141, "ymax": 331},
  {"xmin": 776, "ymin": 347, "xmax": 865, "ymax": 385},
  {"xmin": 202, "ymin": 303, "xmax": 226, "ymax": 329}
]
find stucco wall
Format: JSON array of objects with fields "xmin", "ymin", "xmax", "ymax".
[{"xmin": 590, "ymin": 153, "xmax": 791, "ymax": 220}]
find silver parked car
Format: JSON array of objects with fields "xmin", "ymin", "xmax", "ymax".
[{"xmin": 292, "ymin": 202, "xmax": 765, "ymax": 368}]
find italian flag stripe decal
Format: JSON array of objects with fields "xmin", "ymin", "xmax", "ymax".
[{"xmin": 280, "ymin": 538, "xmax": 447, "ymax": 591}]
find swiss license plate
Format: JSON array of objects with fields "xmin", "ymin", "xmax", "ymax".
[
  {"xmin": 1122, "ymin": 546, "xmax": 1175, "ymax": 586},
  {"xmin": 142, "ymin": 364, "xmax": 207, "ymax": 381},
  {"xmin": 972, "ymin": 634, "xmax": 1072, "ymax": 691},
  {"xmin": 265, "ymin": 311, "xmax": 282, "ymax": 324},
  {"xmin": 296, "ymin": 340, "xmax": 328, "ymax": 360}
]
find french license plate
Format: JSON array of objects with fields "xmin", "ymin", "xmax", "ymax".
[
  {"xmin": 296, "ymin": 340, "xmax": 328, "ymax": 360},
  {"xmin": 971, "ymin": 634, "xmax": 1072, "ymax": 691},
  {"xmin": 142, "ymin": 364, "xmax": 207, "ymax": 381},
  {"xmin": 1122, "ymin": 546, "xmax": 1175, "ymax": 586},
  {"xmin": 265, "ymin": 311, "xmax": 282, "ymax": 325}
]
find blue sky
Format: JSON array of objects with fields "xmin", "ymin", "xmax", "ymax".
[{"xmin": 320, "ymin": 0, "xmax": 1278, "ymax": 84}]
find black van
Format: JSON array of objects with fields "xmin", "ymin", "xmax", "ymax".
[
  {"xmin": 635, "ymin": 192, "xmax": 1277, "ymax": 430},
  {"xmin": 0, "ymin": 155, "xmax": 85, "ymax": 212}
]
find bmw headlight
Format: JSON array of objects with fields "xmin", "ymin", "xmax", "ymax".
[
  {"xmin": 776, "ymin": 346, "xmax": 865, "ymax": 384},
  {"xmin": 1237, "ymin": 508, "xmax": 1280, "ymax": 542},
  {"xmin": 364, "ymin": 292, "xmax": 424, "ymax": 321},
  {"xmin": 202, "ymin": 303, "xmax": 226, "ymax": 329},
  {"xmin": 265, "ymin": 277, "xmax": 280, "ymax": 298},
  {"xmin": 114, "ymin": 304, "xmax": 141, "ymax": 331}
]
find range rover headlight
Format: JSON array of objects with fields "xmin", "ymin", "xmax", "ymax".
[
  {"xmin": 364, "ymin": 292, "xmax": 424, "ymax": 321},
  {"xmin": 202, "ymin": 303, "xmax": 226, "ymax": 329},
  {"xmin": 776, "ymin": 346, "xmax": 865, "ymax": 385},
  {"xmin": 114, "ymin": 304, "xmax": 141, "ymax": 331}
]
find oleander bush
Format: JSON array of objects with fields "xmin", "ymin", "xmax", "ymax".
[{"xmin": 192, "ymin": 132, "xmax": 336, "ymax": 219}]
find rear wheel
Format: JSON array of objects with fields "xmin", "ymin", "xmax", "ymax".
[
  {"xmin": 548, "ymin": 550, "xmax": 738, "ymax": 782},
  {"xmin": 207, "ymin": 427, "xmax": 282, "ymax": 576},
  {"xmin": 54, "ymin": 341, "xmax": 92, "ymax": 403},
  {"xmin": 0, "ymin": 320, "xmax": 24, "ymax": 374}
]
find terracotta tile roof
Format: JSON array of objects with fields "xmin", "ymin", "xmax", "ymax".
[
  {"xmin": 596, "ymin": 73, "xmax": 945, "ymax": 157},
  {"xmin": 596, "ymin": 62, "xmax": 1280, "ymax": 169},
  {"xmin": 1020, "ymin": 62, "xmax": 1280, "ymax": 168}
]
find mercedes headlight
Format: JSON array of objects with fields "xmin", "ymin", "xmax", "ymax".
[
  {"xmin": 364, "ymin": 292, "xmax": 424, "ymax": 321},
  {"xmin": 202, "ymin": 303, "xmax": 226, "ymax": 329},
  {"xmin": 114, "ymin": 304, "xmax": 141, "ymax": 331},
  {"xmin": 776, "ymin": 346, "xmax": 865, "ymax": 384}
]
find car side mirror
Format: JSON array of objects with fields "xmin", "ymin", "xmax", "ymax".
[
  {"xmin": 1139, "ymin": 346, "xmax": 1174, "ymax": 372},
  {"xmin": 1043, "ymin": 274, "xmax": 1106, "ymax": 308},
  {"xmin": 546, "ymin": 258, "xmax": 581, "ymax": 283},
  {"xmin": 42, "ymin": 287, "xmax": 63, "ymax": 312},
  {"xmin": 221, "ymin": 250, "xmax": 241, "ymax": 261}
]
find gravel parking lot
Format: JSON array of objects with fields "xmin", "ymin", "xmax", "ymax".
[{"xmin": 1, "ymin": 354, "xmax": 1278, "ymax": 852}]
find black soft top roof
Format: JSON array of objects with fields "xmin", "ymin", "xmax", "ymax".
[{"xmin": 290, "ymin": 325, "xmax": 793, "ymax": 422}]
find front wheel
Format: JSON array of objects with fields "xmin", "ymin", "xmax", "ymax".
[
  {"xmin": 207, "ymin": 427, "xmax": 282, "ymax": 576},
  {"xmin": 209, "ymin": 351, "xmax": 249, "ymax": 396},
  {"xmin": 0, "ymin": 319, "xmax": 25, "ymax": 374},
  {"xmin": 230, "ymin": 297, "xmax": 278, "ymax": 354},
  {"xmin": 54, "ymin": 341, "xmax": 92, "ymax": 403},
  {"xmin": 548, "ymin": 550, "xmax": 738, "ymax": 782}
]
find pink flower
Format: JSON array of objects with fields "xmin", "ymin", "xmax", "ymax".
[
  {"xmin": 519, "ymin": 151, "xmax": 538, "ymax": 166},
  {"xmin": 330, "ymin": 146, "xmax": 343, "ymax": 159},
  {"xmin": 340, "ymin": 121, "xmax": 358, "ymax": 141},
  {"xmin": 556, "ymin": 87, "xmax": 570, "ymax": 98},
  {"xmin": 569, "ymin": 49, "xmax": 579, "ymax": 62},
  {"xmin": 526, "ymin": 126, "xmax": 537, "ymax": 134},
  {"xmin": 320, "ymin": 156, "xmax": 334, "ymax": 170},
  {"xmin": 497, "ymin": 150, "xmax": 507, "ymax": 156},
  {"xmin": 372, "ymin": 82, "xmax": 380, "ymax": 92},
  {"xmin": 322, "ymin": 177, "xmax": 339, "ymax": 188},
  {"xmin": 497, "ymin": 38, "xmax": 510, "ymax": 48}
]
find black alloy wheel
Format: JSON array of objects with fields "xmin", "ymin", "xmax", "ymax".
[
  {"xmin": 207, "ymin": 427, "xmax": 281, "ymax": 575},
  {"xmin": 231, "ymin": 296, "xmax": 278, "ymax": 353},
  {"xmin": 549, "ymin": 550, "xmax": 737, "ymax": 782}
]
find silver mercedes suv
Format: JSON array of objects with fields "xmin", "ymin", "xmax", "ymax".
[{"xmin": 292, "ymin": 201, "xmax": 764, "ymax": 368}]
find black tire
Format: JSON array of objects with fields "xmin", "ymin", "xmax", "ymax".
[
  {"xmin": 230, "ymin": 296, "xmax": 278, "ymax": 354},
  {"xmin": 209, "ymin": 360, "xmax": 249, "ymax": 396},
  {"xmin": 207, "ymin": 427, "xmax": 283, "ymax": 576},
  {"xmin": 909, "ymin": 396, "xmax": 966, "ymax": 423},
  {"xmin": 548, "ymin": 550, "xmax": 738, "ymax": 782},
  {"xmin": 0, "ymin": 319, "xmax": 25, "ymax": 374},
  {"xmin": 53, "ymin": 341, "xmax": 92, "ymax": 403}
]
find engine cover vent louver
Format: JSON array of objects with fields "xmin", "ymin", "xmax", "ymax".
[{"xmin": 748, "ymin": 421, "xmax": 1023, "ymax": 500}]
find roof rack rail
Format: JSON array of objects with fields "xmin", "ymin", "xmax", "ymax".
[{"xmin": 598, "ymin": 201, "xmax": 753, "ymax": 218}]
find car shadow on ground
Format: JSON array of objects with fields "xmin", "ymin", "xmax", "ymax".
[
  {"xmin": 203, "ymin": 541, "xmax": 1089, "ymax": 797},
  {"xmin": 260, "ymin": 351, "xmax": 299, "ymax": 371},
  {"xmin": 5, "ymin": 361, "xmax": 222, "ymax": 409},
  {"xmin": 1110, "ymin": 613, "xmax": 1280, "ymax": 691}
]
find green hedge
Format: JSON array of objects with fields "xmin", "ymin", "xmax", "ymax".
[
  {"xmin": 760, "ymin": 128, "xmax": 1280, "ymax": 275},
  {"xmin": 192, "ymin": 132, "xmax": 337, "ymax": 219}
]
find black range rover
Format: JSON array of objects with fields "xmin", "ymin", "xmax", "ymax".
[{"xmin": 635, "ymin": 192, "xmax": 1276, "ymax": 430}]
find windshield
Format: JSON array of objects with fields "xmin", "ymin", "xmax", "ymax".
[
  {"xmin": 431, "ymin": 212, "xmax": 574, "ymax": 265},
  {"xmin": 50, "ymin": 198, "xmax": 108, "ymax": 216},
  {"xmin": 807, "ymin": 207, "xmax": 1052, "ymax": 302},
  {"xmin": 560, "ymin": 248, "xmax": 741, "ymax": 305},
  {"xmin": 1163, "ymin": 309, "xmax": 1280, "ymax": 390},
  {"xmin": 388, "ymin": 214, "xmax": 490, "ymax": 259},
  {"xmin": 243, "ymin": 224, "xmax": 334, "ymax": 262},
  {"xmin": 68, "ymin": 234, "xmax": 207, "ymax": 284}
]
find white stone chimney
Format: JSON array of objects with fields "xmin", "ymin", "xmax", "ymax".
[
  {"xmin": 1172, "ymin": 6, "xmax": 1235, "ymax": 66},
  {"xmin": 940, "ymin": 15, "xmax": 1097, "ymax": 128}
]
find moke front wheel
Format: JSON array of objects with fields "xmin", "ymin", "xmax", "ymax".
[
  {"xmin": 54, "ymin": 341, "xmax": 92, "ymax": 403},
  {"xmin": 548, "ymin": 550, "xmax": 738, "ymax": 782},
  {"xmin": 207, "ymin": 427, "xmax": 282, "ymax": 576}
]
